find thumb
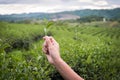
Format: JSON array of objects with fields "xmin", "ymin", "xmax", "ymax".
[{"xmin": 46, "ymin": 38, "xmax": 52, "ymax": 48}]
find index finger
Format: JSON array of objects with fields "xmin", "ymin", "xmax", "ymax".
[
  {"xmin": 43, "ymin": 36, "xmax": 49, "ymax": 40},
  {"xmin": 46, "ymin": 37, "xmax": 53, "ymax": 48}
]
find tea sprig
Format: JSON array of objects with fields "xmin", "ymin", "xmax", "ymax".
[{"xmin": 44, "ymin": 19, "xmax": 54, "ymax": 36}]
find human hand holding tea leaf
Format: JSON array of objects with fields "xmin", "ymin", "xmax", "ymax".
[
  {"xmin": 42, "ymin": 36, "xmax": 60, "ymax": 64},
  {"xmin": 42, "ymin": 36, "xmax": 84, "ymax": 80}
]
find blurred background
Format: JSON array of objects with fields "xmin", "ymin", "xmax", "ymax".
[{"xmin": 0, "ymin": 0, "xmax": 120, "ymax": 80}]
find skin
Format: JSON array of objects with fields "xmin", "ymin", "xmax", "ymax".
[{"xmin": 42, "ymin": 36, "xmax": 84, "ymax": 80}]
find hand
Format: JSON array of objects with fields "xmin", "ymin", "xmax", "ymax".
[
  {"xmin": 42, "ymin": 36, "xmax": 84, "ymax": 80},
  {"xmin": 42, "ymin": 36, "xmax": 61, "ymax": 65}
]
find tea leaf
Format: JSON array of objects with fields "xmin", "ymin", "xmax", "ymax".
[{"xmin": 46, "ymin": 21, "xmax": 54, "ymax": 28}]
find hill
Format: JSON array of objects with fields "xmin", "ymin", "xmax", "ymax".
[{"xmin": 0, "ymin": 8, "xmax": 120, "ymax": 22}]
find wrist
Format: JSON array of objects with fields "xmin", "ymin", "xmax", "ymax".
[{"xmin": 53, "ymin": 57, "xmax": 64, "ymax": 66}]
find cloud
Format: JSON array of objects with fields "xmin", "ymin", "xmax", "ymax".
[
  {"xmin": 77, "ymin": 0, "xmax": 94, "ymax": 3},
  {"xmin": 0, "ymin": 4, "xmax": 83, "ymax": 14},
  {"xmin": 0, "ymin": 0, "xmax": 62, "ymax": 4},
  {"xmin": 0, "ymin": 0, "xmax": 120, "ymax": 14},
  {"xmin": 93, "ymin": 0, "xmax": 108, "ymax": 6}
]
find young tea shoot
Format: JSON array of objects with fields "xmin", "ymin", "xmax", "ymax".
[{"xmin": 44, "ymin": 19, "xmax": 54, "ymax": 36}]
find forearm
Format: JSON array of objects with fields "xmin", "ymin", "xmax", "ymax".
[
  {"xmin": 43, "ymin": 36, "xmax": 84, "ymax": 80},
  {"xmin": 53, "ymin": 58, "xmax": 84, "ymax": 80}
]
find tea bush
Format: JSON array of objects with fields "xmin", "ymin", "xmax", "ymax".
[{"xmin": 0, "ymin": 21, "xmax": 120, "ymax": 80}]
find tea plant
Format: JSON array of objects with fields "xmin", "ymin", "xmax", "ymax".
[
  {"xmin": 43, "ymin": 19, "xmax": 54, "ymax": 36},
  {"xmin": 0, "ymin": 21, "xmax": 120, "ymax": 80}
]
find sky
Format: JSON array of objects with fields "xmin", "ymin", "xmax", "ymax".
[{"xmin": 0, "ymin": 0, "xmax": 120, "ymax": 15}]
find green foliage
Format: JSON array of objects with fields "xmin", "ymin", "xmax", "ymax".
[
  {"xmin": 0, "ymin": 21, "xmax": 120, "ymax": 80},
  {"xmin": 44, "ymin": 19, "xmax": 54, "ymax": 36},
  {"xmin": 46, "ymin": 21, "xmax": 54, "ymax": 28},
  {"xmin": 77, "ymin": 15, "xmax": 104, "ymax": 23}
]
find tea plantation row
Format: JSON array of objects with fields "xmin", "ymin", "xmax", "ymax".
[{"xmin": 0, "ymin": 21, "xmax": 120, "ymax": 80}]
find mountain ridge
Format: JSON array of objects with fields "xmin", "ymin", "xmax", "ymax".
[{"xmin": 0, "ymin": 8, "xmax": 120, "ymax": 22}]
